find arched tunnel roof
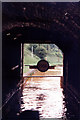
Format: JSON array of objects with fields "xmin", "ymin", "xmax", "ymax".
[{"xmin": 2, "ymin": 2, "xmax": 80, "ymax": 52}]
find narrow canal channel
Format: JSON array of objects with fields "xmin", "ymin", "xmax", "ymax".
[{"xmin": 21, "ymin": 67, "xmax": 67, "ymax": 119}]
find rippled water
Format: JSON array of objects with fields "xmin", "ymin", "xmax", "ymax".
[{"xmin": 21, "ymin": 67, "xmax": 66, "ymax": 119}]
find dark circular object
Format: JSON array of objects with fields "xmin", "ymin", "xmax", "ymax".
[{"xmin": 37, "ymin": 60, "xmax": 49, "ymax": 72}]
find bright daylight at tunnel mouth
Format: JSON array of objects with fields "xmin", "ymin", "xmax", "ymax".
[{"xmin": 21, "ymin": 44, "xmax": 66, "ymax": 119}]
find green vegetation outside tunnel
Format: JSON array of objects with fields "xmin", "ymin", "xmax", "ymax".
[{"xmin": 23, "ymin": 44, "xmax": 63, "ymax": 74}]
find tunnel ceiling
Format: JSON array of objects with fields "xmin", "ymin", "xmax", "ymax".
[{"xmin": 2, "ymin": 2, "xmax": 80, "ymax": 52}]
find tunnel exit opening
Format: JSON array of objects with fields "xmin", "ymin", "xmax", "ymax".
[{"xmin": 23, "ymin": 43, "xmax": 63, "ymax": 77}]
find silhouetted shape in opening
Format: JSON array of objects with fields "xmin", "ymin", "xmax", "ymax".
[{"xmin": 37, "ymin": 60, "xmax": 49, "ymax": 72}]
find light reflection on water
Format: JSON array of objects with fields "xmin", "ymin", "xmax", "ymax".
[{"xmin": 21, "ymin": 68, "xmax": 66, "ymax": 119}]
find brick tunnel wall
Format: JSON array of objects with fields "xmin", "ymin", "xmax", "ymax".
[
  {"xmin": 63, "ymin": 41, "xmax": 80, "ymax": 119},
  {"xmin": 2, "ymin": 37, "xmax": 21, "ymax": 103},
  {"xmin": 2, "ymin": 2, "xmax": 80, "ymax": 119}
]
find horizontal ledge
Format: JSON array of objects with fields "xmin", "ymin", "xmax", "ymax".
[{"xmin": 29, "ymin": 66, "xmax": 55, "ymax": 69}]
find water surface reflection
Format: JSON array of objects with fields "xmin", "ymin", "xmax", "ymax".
[{"xmin": 21, "ymin": 68, "xmax": 66, "ymax": 119}]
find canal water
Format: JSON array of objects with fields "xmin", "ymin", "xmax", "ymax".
[{"xmin": 21, "ymin": 67, "xmax": 67, "ymax": 119}]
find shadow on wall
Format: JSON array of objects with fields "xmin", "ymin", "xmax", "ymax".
[
  {"xmin": 18, "ymin": 110, "xmax": 40, "ymax": 120},
  {"xmin": 2, "ymin": 110, "xmax": 40, "ymax": 120}
]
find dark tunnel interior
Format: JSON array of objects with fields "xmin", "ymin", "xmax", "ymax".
[{"xmin": 2, "ymin": 2, "xmax": 80, "ymax": 120}]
